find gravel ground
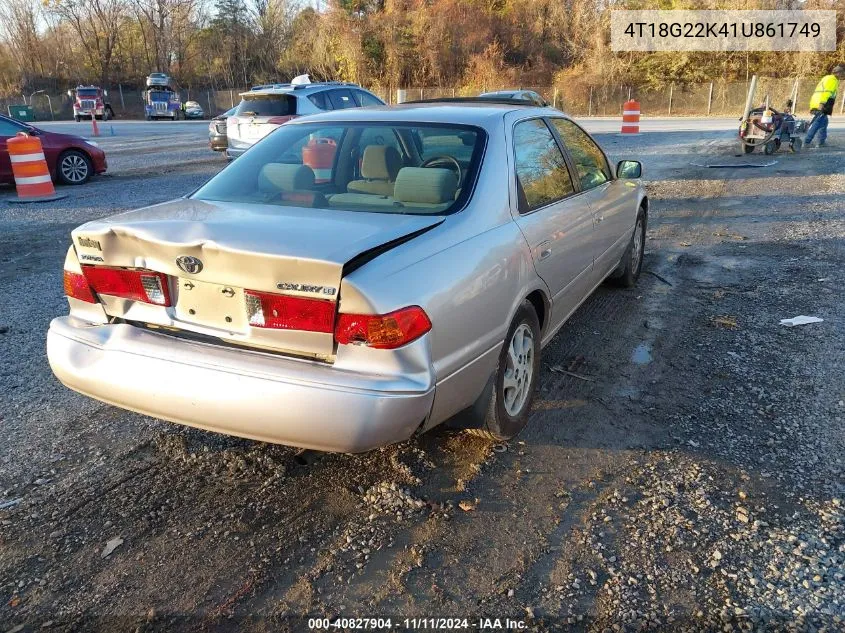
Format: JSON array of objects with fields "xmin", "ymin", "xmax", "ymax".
[{"xmin": 0, "ymin": 125, "xmax": 843, "ymax": 632}]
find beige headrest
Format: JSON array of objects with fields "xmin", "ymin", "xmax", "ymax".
[
  {"xmin": 393, "ymin": 167, "xmax": 457, "ymax": 205},
  {"xmin": 258, "ymin": 163, "xmax": 315, "ymax": 192},
  {"xmin": 361, "ymin": 145, "xmax": 402, "ymax": 181}
]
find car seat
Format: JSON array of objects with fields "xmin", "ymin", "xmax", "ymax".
[
  {"xmin": 258, "ymin": 163, "xmax": 327, "ymax": 207},
  {"xmin": 347, "ymin": 146, "xmax": 402, "ymax": 196}
]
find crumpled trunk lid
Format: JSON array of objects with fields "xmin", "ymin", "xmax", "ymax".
[{"xmin": 71, "ymin": 199, "xmax": 442, "ymax": 358}]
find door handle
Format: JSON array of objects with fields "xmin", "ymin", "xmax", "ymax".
[{"xmin": 539, "ymin": 248, "xmax": 552, "ymax": 260}]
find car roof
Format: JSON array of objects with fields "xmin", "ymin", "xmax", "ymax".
[
  {"xmin": 288, "ymin": 102, "xmax": 564, "ymax": 130},
  {"xmin": 242, "ymin": 82, "xmax": 364, "ymax": 97}
]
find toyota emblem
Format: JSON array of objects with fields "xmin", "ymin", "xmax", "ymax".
[{"xmin": 176, "ymin": 255, "xmax": 203, "ymax": 274}]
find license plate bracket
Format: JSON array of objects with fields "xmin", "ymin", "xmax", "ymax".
[{"xmin": 175, "ymin": 278, "xmax": 247, "ymax": 331}]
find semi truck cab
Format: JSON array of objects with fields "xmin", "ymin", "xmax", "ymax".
[
  {"xmin": 69, "ymin": 86, "xmax": 113, "ymax": 122},
  {"xmin": 144, "ymin": 88, "xmax": 182, "ymax": 120}
]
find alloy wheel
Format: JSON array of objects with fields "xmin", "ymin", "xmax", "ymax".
[
  {"xmin": 61, "ymin": 154, "xmax": 89, "ymax": 184},
  {"xmin": 631, "ymin": 217, "xmax": 644, "ymax": 273},
  {"xmin": 502, "ymin": 323, "xmax": 534, "ymax": 416}
]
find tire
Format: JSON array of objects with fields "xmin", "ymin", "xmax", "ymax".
[
  {"xmin": 764, "ymin": 140, "xmax": 776, "ymax": 155},
  {"xmin": 469, "ymin": 301, "xmax": 541, "ymax": 441},
  {"xmin": 611, "ymin": 209, "xmax": 646, "ymax": 288},
  {"xmin": 743, "ymin": 143, "xmax": 755, "ymax": 154},
  {"xmin": 57, "ymin": 150, "xmax": 93, "ymax": 185}
]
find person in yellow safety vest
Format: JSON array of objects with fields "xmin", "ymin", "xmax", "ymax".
[{"xmin": 805, "ymin": 65, "xmax": 844, "ymax": 147}]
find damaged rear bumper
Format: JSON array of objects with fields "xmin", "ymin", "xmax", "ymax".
[{"xmin": 47, "ymin": 316, "xmax": 435, "ymax": 452}]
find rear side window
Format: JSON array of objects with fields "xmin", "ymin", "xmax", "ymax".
[
  {"xmin": 550, "ymin": 118, "xmax": 611, "ymax": 191},
  {"xmin": 236, "ymin": 95, "xmax": 296, "ymax": 117},
  {"xmin": 355, "ymin": 90, "xmax": 383, "ymax": 107},
  {"xmin": 513, "ymin": 119, "xmax": 575, "ymax": 213},
  {"xmin": 308, "ymin": 91, "xmax": 331, "ymax": 111},
  {"xmin": 328, "ymin": 89, "xmax": 357, "ymax": 110}
]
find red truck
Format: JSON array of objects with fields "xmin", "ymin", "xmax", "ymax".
[{"xmin": 68, "ymin": 86, "xmax": 115, "ymax": 122}]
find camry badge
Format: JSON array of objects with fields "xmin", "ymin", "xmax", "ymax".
[
  {"xmin": 176, "ymin": 255, "xmax": 203, "ymax": 274},
  {"xmin": 277, "ymin": 282, "xmax": 337, "ymax": 296}
]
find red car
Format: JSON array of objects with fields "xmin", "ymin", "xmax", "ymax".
[{"xmin": 0, "ymin": 114, "xmax": 107, "ymax": 186}]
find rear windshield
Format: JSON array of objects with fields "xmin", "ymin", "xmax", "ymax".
[
  {"xmin": 77, "ymin": 89, "xmax": 99, "ymax": 97},
  {"xmin": 236, "ymin": 94, "xmax": 296, "ymax": 117},
  {"xmin": 192, "ymin": 122, "xmax": 486, "ymax": 216}
]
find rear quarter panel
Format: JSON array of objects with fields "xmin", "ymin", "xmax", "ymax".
[{"xmin": 339, "ymin": 122, "xmax": 549, "ymax": 425}]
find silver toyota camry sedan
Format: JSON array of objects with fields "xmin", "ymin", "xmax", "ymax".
[{"xmin": 47, "ymin": 99, "xmax": 647, "ymax": 452}]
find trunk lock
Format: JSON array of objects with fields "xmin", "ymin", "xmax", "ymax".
[
  {"xmin": 183, "ymin": 281, "xmax": 195, "ymax": 290},
  {"xmin": 221, "ymin": 287, "xmax": 235, "ymax": 298}
]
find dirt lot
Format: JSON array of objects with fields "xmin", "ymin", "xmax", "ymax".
[{"xmin": 1, "ymin": 125, "xmax": 843, "ymax": 632}]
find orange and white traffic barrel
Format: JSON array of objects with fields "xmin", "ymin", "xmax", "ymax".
[
  {"xmin": 621, "ymin": 99, "xmax": 640, "ymax": 134},
  {"xmin": 8, "ymin": 133, "xmax": 66, "ymax": 202},
  {"xmin": 302, "ymin": 137, "xmax": 337, "ymax": 183}
]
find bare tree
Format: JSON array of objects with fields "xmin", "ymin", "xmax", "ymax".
[
  {"xmin": 0, "ymin": 0, "xmax": 46, "ymax": 88},
  {"xmin": 46, "ymin": 0, "xmax": 128, "ymax": 86}
]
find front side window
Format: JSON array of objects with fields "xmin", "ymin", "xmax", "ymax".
[
  {"xmin": 193, "ymin": 122, "xmax": 486, "ymax": 216},
  {"xmin": 236, "ymin": 94, "xmax": 296, "ymax": 117},
  {"xmin": 513, "ymin": 118, "xmax": 575, "ymax": 213},
  {"xmin": 550, "ymin": 118, "xmax": 611, "ymax": 191},
  {"xmin": 356, "ymin": 90, "xmax": 384, "ymax": 107}
]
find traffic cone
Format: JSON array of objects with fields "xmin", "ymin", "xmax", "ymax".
[
  {"xmin": 91, "ymin": 113, "xmax": 100, "ymax": 137},
  {"xmin": 7, "ymin": 133, "xmax": 67, "ymax": 203}
]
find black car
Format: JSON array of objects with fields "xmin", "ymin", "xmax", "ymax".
[{"xmin": 208, "ymin": 106, "xmax": 236, "ymax": 152}]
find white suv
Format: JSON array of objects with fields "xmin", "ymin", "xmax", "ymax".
[{"xmin": 226, "ymin": 82, "xmax": 384, "ymax": 159}]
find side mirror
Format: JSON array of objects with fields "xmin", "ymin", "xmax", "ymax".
[{"xmin": 616, "ymin": 160, "xmax": 642, "ymax": 179}]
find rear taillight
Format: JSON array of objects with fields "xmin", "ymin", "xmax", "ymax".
[
  {"xmin": 267, "ymin": 115, "xmax": 296, "ymax": 125},
  {"xmin": 81, "ymin": 265, "xmax": 171, "ymax": 306},
  {"xmin": 244, "ymin": 290, "xmax": 334, "ymax": 333},
  {"xmin": 63, "ymin": 270, "xmax": 97, "ymax": 303},
  {"xmin": 335, "ymin": 306, "xmax": 431, "ymax": 349}
]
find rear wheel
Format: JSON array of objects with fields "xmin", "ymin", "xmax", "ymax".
[
  {"xmin": 469, "ymin": 302, "xmax": 540, "ymax": 441},
  {"xmin": 57, "ymin": 150, "xmax": 93, "ymax": 185}
]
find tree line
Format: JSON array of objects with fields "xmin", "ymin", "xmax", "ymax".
[{"xmin": 1, "ymin": 0, "xmax": 842, "ymax": 98}]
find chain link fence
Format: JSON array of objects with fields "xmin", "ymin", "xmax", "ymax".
[{"xmin": 3, "ymin": 77, "xmax": 843, "ymax": 122}]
